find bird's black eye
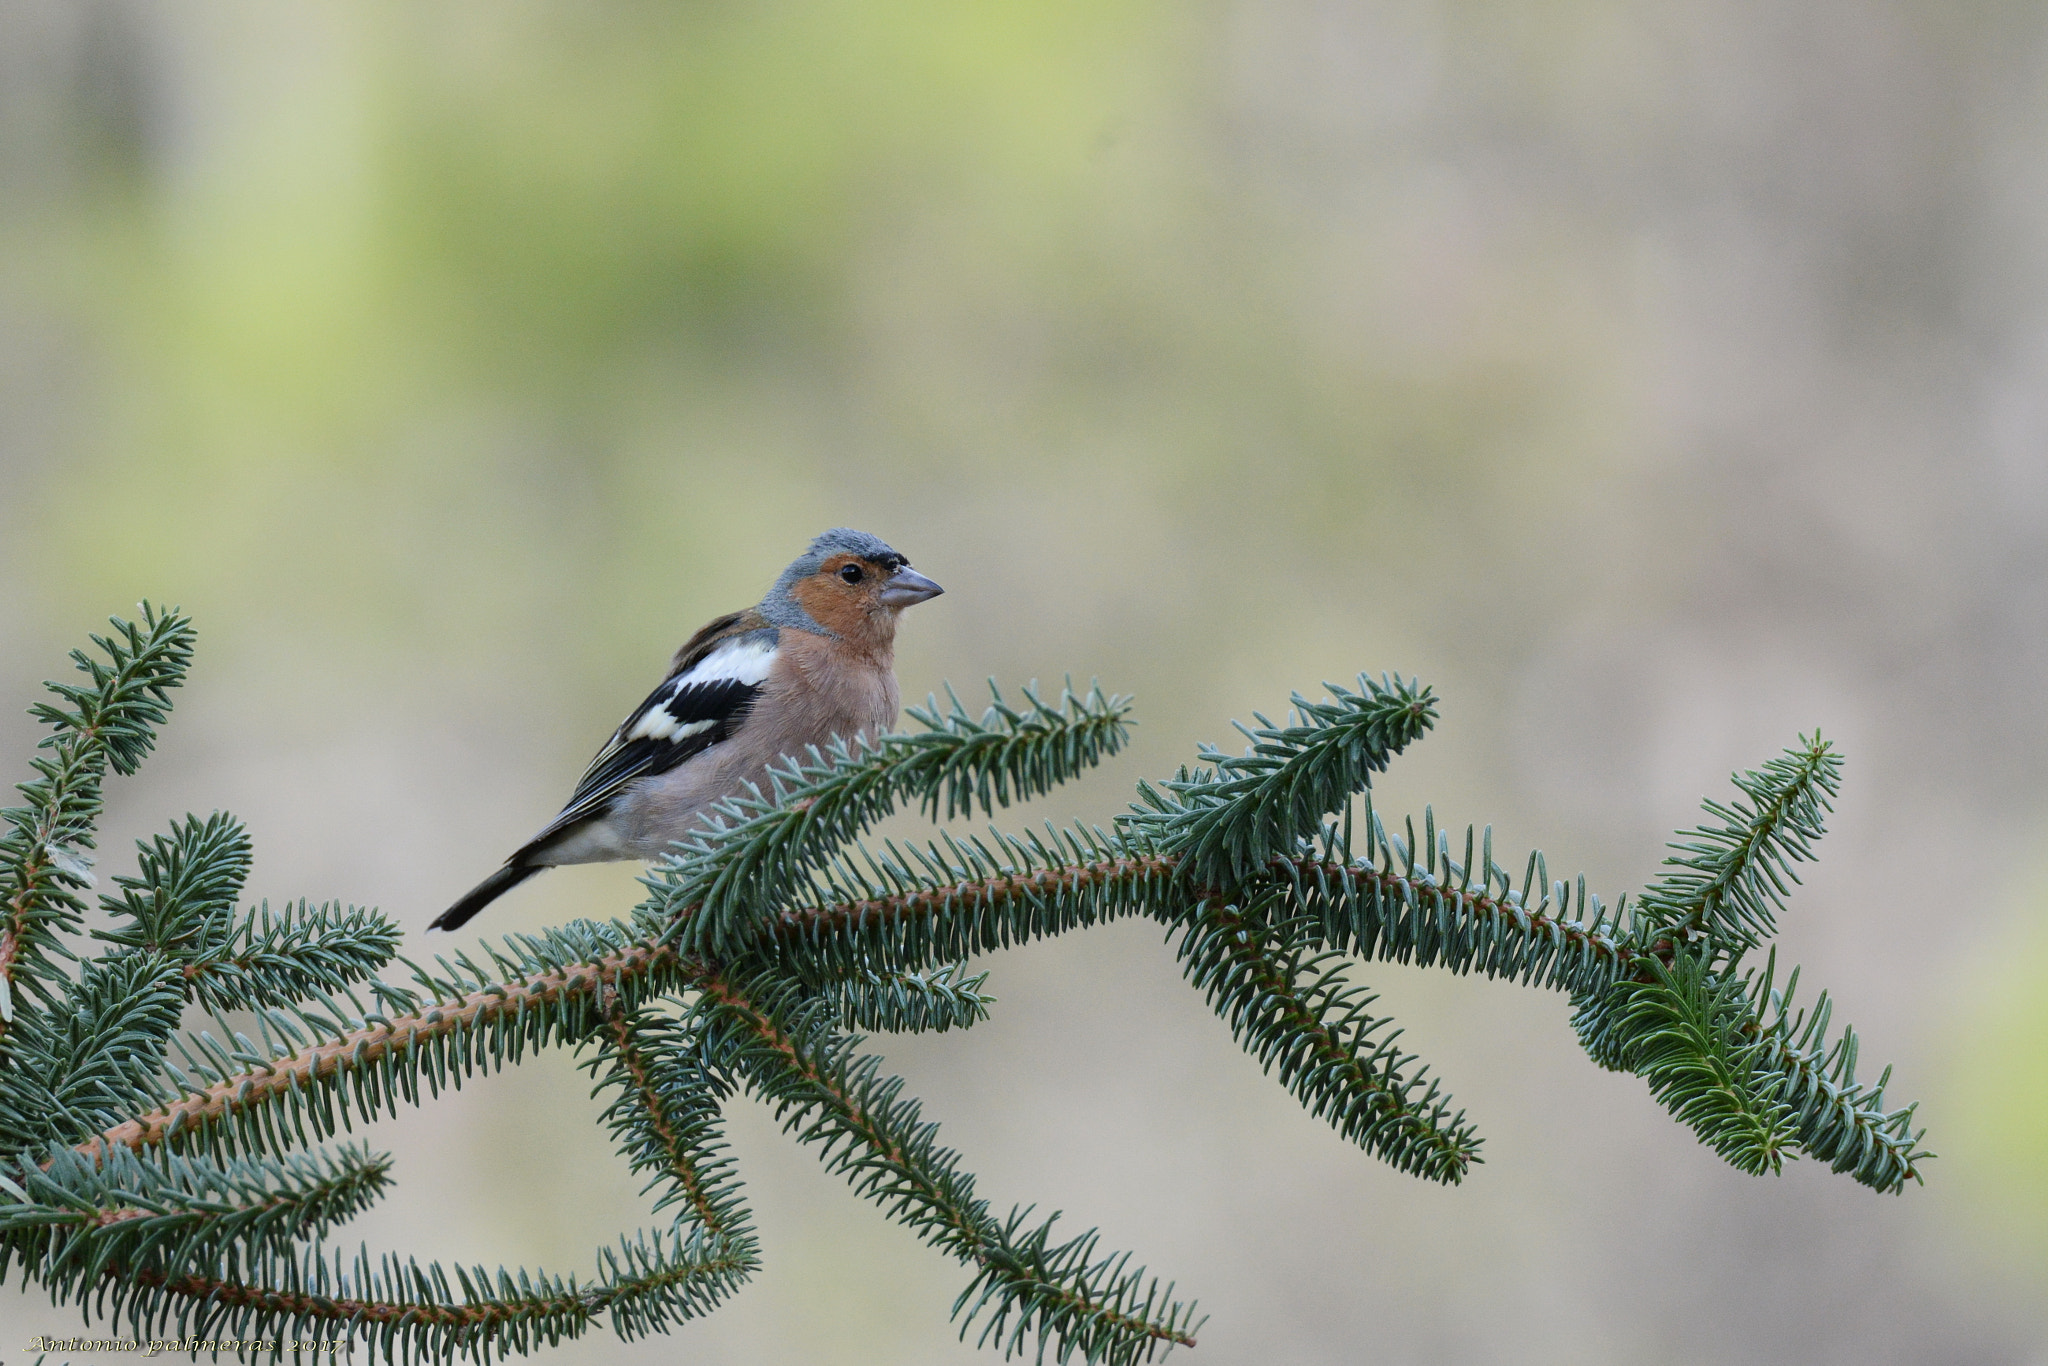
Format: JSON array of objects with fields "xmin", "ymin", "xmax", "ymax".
[{"xmin": 838, "ymin": 563, "xmax": 864, "ymax": 585}]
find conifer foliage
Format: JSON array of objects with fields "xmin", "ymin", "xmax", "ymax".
[{"xmin": 1, "ymin": 606, "xmax": 1929, "ymax": 1362}]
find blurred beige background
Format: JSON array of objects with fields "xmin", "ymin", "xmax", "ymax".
[{"xmin": 4, "ymin": 1, "xmax": 2046, "ymax": 1362}]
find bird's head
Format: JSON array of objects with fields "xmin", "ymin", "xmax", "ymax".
[{"xmin": 760, "ymin": 528, "xmax": 943, "ymax": 647}]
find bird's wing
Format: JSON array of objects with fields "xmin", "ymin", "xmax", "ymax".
[{"xmin": 527, "ymin": 614, "xmax": 780, "ymax": 847}]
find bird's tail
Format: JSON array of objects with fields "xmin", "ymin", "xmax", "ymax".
[{"xmin": 430, "ymin": 862, "xmax": 547, "ymax": 932}]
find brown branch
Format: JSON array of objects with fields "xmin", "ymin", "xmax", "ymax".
[
  {"xmin": 77, "ymin": 941, "xmax": 686, "ymax": 1163},
  {"xmin": 65, "ymin": 1162, "xmax": 391, "ymax": 1233},
  {"xmin": 71, "ymin": 847, "xmax": 1630, "ymax": 1172},
  {"xmin": 88, "ymin": 1206, "xmax": 149, "ymax": 1228},
  {"xmin": 601, "ymin": 1007, "xmax": 731, "ymax": 1235},
  {"xmin": 128, "ymin": 1264, "xmax": 520, "ymax": 1326},
  {"xmin": 1279, "ymin": 855, "xmax": 1650, "ymax": 974},
  {"xmin": 762, "ymin": 847, "xmax": 1639, "ymax": 983},
  {"xmin": 0, "ymin": 839, "xmax": 60, "ymax": 1043},
  {"xmin": 119, "ymin": 1255, "xmax": 755, "ymax": 1328},
  {"xmin": 695, "ymin": 973, "xmax": 991, "ymax": 1237},
  {"xmin": 761, "ymin": 853, "xmax": 1176, "ymax": 946}
]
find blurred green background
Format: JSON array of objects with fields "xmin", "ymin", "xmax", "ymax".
[{"xmin": 4, "ymin": 2, "xmax": 2046, "ymax": 1361}]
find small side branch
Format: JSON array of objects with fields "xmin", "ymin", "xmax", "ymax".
[
  {"xmin": 97, "ymin": 1234, "xmax": 758, "ymax": 1361},
  {"xmin": 588, "ymin": 1005, "xmax": 752, "ymax": 1240},
  {"xmin": 698, "ymin": 970, "xmax": 1201, "ymax": 1365},
  {"xmin": 2, "ymin": 606, "xmax": 194, "ymax": 1038},
  {"xmin": 1177, "ymin": 899, "xmax": 1481, "ymax": 1183},
  {"xmin": 761, "ymin": 853, "xmax": 1175, "ymax": 968},
  {"xmin": 1279, "ymin": 853, "xmax": 1641, "ymax": 991}
]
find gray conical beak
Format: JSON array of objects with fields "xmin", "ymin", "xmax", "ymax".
[{"xmin": 878, "ymin": 565, "xmax": 944, "ymax": 609}]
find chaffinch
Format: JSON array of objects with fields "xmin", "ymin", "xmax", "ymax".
[{"xmin": 430, "ymin": 528, "xmax": 944, "ymax": 931}]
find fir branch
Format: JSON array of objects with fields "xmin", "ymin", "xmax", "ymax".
[
  {"xmin": 2, "ymin": 951, "xmax": 187, "ymax": 1149},
  {"xmin": 1174, "ymin": 897, "xmax": 1480, "ymax": 1183},
  {"xmin": 584, "ymin": 1006, "xmax": 752, "ymax": 1239},
  {"xmin": 1, "ymin": 1143, "xmax": 392, "ymax": 1293},
  {"xmin": 752, "ymin": 834, "xmax": 1174, "ymax": 981},
  {"xmin": 71, "ymin": 820, "xmax": 1909, "ymax": 1208},
  {"xmin": 1594, "ymin": 951, "xmax": 1800, "ymax": 1176},
  {"xmin": 1276, "ymin": 805, "xmax": 1636, "ymax": 995},
  {"xmin": 1119, "ymin": 675, "xmax": 1435, "ymax": 887},
  {"xmin": 185, "ymin": 902, "xmax": 400, "ymax": 1016},
  {"xmin": 44, "ymin": 1000, "xmax": 758, "ymax": 1361},
  {"xmin": 93, "ymin": 812, "xmax": 253, "ymax": 957},
  {"xmin": 1738, "ymin": 953, "xmax": 1929, "ymax": 1192},
  {"xmin": 28, "ymin": 607, "xmax": 195, "ymax": 778},
  {"xmin": 0, "ymin": 605, "xmax": 194, "ymax": 1027},
  {"xmin": 96, "ymin": 1229, "xmax": 755, "ymax": 1364},
  {"xmin": 1570, "ymin": 957, "xmax": 1927, "ymax": 1193},
  {"xmin": 89, "ymin": 814, "xmax": 401, "ymax": 1011},
  {"xmin": 1567, "ymin": 742, "xmax": 1925, "ymax": 1192},
  {"xmin": 822, "ymin": 963, "xmax": 995, "ymax": 1034},
  {"xmin": 0, "ymin": 605, "xmax": 1934, "ymax": 1363},
  {"xmin": 1631, "ymin": 735, "xmax": 1840, "ymax": 954},
  {"xmin": 695, "ymin": 968, "xmax": 1202, "ymax": 1365},
  {"xmin": 750, "ymin": 817, "xmax": 1636, "ymax": 1005}
]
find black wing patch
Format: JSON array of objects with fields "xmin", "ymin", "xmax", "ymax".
[{"xmin": 526, "ymin": 628, "xmax": 776, "ymax": 847}]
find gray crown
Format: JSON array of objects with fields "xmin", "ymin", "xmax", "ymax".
[{"xmin": 759, "ymin": 528, "xmax": 907, "ymax": 634}]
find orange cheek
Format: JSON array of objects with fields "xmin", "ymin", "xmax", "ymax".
[{"xmin": 791, "ymin": 577, "xmax": 866, "ymax": 635}]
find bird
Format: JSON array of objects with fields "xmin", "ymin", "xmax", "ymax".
[{"xmin": 430, "ymin": 528, "xmax": 944, "ymax": 931}]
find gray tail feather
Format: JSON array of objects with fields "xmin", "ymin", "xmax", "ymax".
[{"xmin": 430, "ymin": 862, "xmax": 546, "ymax": 931}]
